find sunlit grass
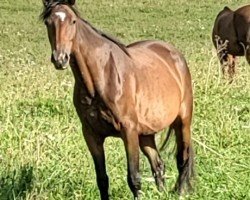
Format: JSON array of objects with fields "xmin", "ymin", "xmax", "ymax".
[{"xmin": 0, "ymin": 0, "xmax": 249, "ymax": 199}]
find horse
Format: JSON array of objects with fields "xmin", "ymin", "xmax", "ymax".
[
  {"xmin": 41, "ymin": 0, "xmax": 194, "ymax": 199},
  {"xmin": 212, "ymin": 5, "xmax": 250, "ymax": 81}
]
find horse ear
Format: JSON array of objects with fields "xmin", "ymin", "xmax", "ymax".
[
  {"xmin": 224, "ymin": 6, "xmax": 231, "ymax": 11},
  {"xmin": 68, "ymin": 0, "xmax": 76, "ymax": 5},
  {"xmin": 42, "ymin": 0, "xmax": 51, "ymax": 7}
]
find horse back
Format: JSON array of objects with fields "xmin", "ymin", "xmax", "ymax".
[
  {"xmin": 234, "ymin": 5, "xmax": 250, "ymax": 45},
  {"xmin": 128, "ymin": 40, "xmax": 189, "ymax": 76}
]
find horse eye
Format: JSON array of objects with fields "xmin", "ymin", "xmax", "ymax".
[{"xmin": 72, "ymin": 20, "xmax": 76, "ymax": 24}]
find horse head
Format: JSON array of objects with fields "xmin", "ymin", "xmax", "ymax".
[{"xmin": 42, "ymin": 0, "xmax": 77, "ymax": 69}]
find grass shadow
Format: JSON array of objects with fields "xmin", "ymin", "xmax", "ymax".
[{"xmin": 0, "ymin": 165, "xmax": 34, "ymax": 200}]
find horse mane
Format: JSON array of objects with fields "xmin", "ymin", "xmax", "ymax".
[
  {"xmin": 40, "ymin": 1, "xmax": 130, "ymax": 56},
  {"xmin": 81, "ymin": 19, "xmax": 130, "ymax": 56}
]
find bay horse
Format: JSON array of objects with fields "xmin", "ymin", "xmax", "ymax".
[
  {"xmin": 41, "ymin": 0, "xmax": 194, "ymax": 199},
  {"xmin": 212, "ymin": 5, "xmax": 250, "ymax": 81}
]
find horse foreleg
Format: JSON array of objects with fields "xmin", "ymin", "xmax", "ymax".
[
  {"xmin": 122, "ymin": 127, "xmax": 141, "ymax": 200},
  {"xmin": 82, "ymin": 126, "xmax": 109, "ymax": 200},
  {"xmin": 139, "ymin": 135, "xmax": 165, "ymax": 191}
]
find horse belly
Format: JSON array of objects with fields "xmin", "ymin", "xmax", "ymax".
[
  {"xmin": 136, "ymin": 80, "xmax": 181, "ymax": 134},
  {"xmin": 128, "ymin": 49, "xmax": 183, "ymax": 134}
]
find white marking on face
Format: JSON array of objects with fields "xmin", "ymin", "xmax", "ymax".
[{"xmin": 55, "ymin": 12, "xmax": 66, "ymax": 22}]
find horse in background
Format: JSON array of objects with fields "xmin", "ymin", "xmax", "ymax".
[
  {"xmin": 41, "ymin": 0, "xmax": 195, "ymax": 199},
  {"xmin": 212, "ymin": 5, "xmax": 250, "ymax": 81}
]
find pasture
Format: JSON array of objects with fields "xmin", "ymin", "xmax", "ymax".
[{"xmin": 0, "ymin": 0, "xmax": 249, "ymax": 199}]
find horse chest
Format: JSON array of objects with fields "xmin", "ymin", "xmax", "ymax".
[{"xmin": 74, "ymin": 87, "xmax": 120, "ymax": 137}]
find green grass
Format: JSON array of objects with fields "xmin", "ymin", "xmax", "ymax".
[{"xmin": 0, "ymin": 0, "xmax": 249, "ymax": 199}]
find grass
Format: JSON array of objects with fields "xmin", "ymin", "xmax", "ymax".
[{"xmin": 0, "ymin": 0, "xmax": 249, "ymax": 199}]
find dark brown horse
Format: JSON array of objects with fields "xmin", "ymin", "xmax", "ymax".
[
  {"xmin": 41, "ymin": 0, "xmax": 194, "ymax": 199},
  {"xmin": 212, "ymin": 5, "xmax": 250, "ymax": 81}
]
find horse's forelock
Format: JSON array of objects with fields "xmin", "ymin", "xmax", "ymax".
[
  {"xmin": 40, "ymin": 2, "xmax": 59, "ymax": 21},
  {"xmin": 40, "ymin": 1, "xmax": 79, "ymax": 21}
]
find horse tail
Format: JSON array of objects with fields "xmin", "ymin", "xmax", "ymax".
[
  {"xmin": 160, "ymin": 123, "xmax": 195, "ymax": 193},
  {"xmin": 159, "ymin": 126, "xmax": 174, "ymax": 151}
]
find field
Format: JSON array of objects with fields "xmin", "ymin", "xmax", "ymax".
[{"xmin": 0, "ymin": 0, "xmax": 249, "ymax": 199}]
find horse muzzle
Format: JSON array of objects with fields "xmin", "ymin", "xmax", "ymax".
[{"xmin": 51, "ymin": 50, "xmax": 70, "ymax": 70}]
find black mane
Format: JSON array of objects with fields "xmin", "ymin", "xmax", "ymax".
[
  {"xmin": 40, "ymin": 2, "xmax": 130, "ymax": 56},
  {"xmin": 81, "ymin": 19, "xmax": 130, "ymax": 56}
]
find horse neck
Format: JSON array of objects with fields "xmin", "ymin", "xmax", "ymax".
[{"xmin": 71, "ymin": 19, "xmax": 128, "ymax": 97}]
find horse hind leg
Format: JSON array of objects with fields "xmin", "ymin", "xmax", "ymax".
[
  {"xmin": 227, "ymin": 54, "xmax": 236, "ymax": 83},
  {"xmin": 218, "ymin": 52, "xmax": 228, "ymax": 76},
  {"xmin": 139, "ymin": 135, "xmax": 165, "ymax": 191},
  {"xmin": 219, "ymin": 52, "xmax": 236, "ymax": 83},
  {"xmin": 172, "ymin": 114, "xmax": 194, "ymax": 195}
]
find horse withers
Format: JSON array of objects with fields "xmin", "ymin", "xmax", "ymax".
[
  {"xmin": 212, "ymin": 5, "xmax": 250, "ymax": 81},
  {"xmin": 41, "ymin": 0, "xmax": 194, "ymax": 199}
]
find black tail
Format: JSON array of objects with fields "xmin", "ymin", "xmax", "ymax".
[
  {"xmin": 159, "ymin": 127, "xmax": 174, "ymax": 151},
  {"xmin": 175, "ymin": 144, "xmax": 195, "ymax": 194},
  {"xmin": 160, "ymin": 125, "xmax": 195, "ymax": 194}
]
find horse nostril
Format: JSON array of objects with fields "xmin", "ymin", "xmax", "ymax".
[
  {"xmin": 51, "ymin": 54, "xmax": 56, "ymax": 62},
  {"xmin": 64, "ymin": 53, "xmax": 69, "ymax": 63},
  {"xmin": 51, "ymin": 51, "xmax": 69, "ymax": 69},
  {"xmin": 52, "ymin": 50, "xmax": 57, "ymax": 60}
]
